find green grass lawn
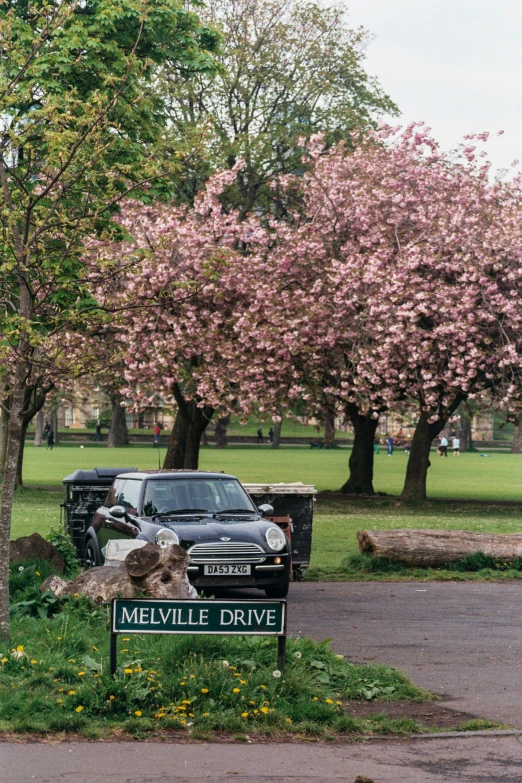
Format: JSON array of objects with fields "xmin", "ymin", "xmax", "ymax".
[{"xmin": 10, "ymin": 444, "xmax": 522, "ymax": 580}]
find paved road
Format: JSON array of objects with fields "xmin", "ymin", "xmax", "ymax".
[
  {"xmin": 286, "ymin": 581, "xmax": 522, "ymax": 727},
  {"xmin": 2, "ymin": 735, "xmax": 522, "ymax": 782},
  {"xmin": 3, "ymin": 580, "xmax": 522, "ymax": 782}
]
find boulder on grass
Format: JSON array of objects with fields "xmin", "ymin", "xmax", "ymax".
[
  {"xmin": 41, "ymin": 543, "xmax": 194, "ymax": 602},
  {"xmin": 10, "ymin": 533, "xmax": 65, "ymax": 573}
]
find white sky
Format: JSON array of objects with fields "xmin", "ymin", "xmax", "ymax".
[{"xmin": 347, "ymin": 0, "xmax": 522, "ymax": 174}]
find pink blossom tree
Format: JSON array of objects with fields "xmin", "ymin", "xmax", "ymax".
[{"xmin": 233, "ymin": 125, "xmax": 522, "ymax": 499}]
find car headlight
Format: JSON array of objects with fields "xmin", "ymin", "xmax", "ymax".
[
  {"xmin": 155, "ymin": 529, "xmax": 179, "ymax": 548},
  {"xmin": 265, "ymin": 527, "xmax": 286, "ymax": 552}
]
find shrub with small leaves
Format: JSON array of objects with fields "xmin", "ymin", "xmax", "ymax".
[{"xmin": 46, "ymin": 526, "xmax": 78, "ymax": 575}]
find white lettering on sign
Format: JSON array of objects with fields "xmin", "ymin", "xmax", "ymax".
[
  {"xmin": 159, "ymin": 607, "xmax": 173, "ymax": 624},
  {"xmin": 117, "ymin": 603, "xmax": 281, "ymax": 631},
  {"xmin": 121, "ymin": 607, "xmax": 138, "ymax": 624},
  {"xmin": 220, "ymin": 609, "xmax": 234, "ymax": 626}
]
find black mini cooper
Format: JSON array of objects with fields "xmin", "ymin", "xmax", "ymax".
[{"xmin": 85, "ymin": 470, "xmax": 290, "ymax": 598}]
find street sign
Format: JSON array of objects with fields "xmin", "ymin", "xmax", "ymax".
[{"xmin": 110, "ymin": 598, "xmax": 287, "ymax": 675}]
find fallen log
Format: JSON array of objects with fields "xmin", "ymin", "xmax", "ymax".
[
  {"xmin": 357, "ymin": 529, "xmax": 522, "ymax": 567},
  {"xmin": 41, "ymin": 542, "xmax": 195, "ymax": 602}
]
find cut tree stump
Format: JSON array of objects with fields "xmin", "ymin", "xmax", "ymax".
[
  {"xmin": 41, "ymin": 543, "xmax": 194, "ymax": 602},
  {"xmin": 357, "ymin": 529, "xmax": 522, "ymax": 567}
]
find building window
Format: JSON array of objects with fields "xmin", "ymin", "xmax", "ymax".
[
  {"xmin": 65, "ymin": 408, "xmax": 72, "ymax": 427},
  {"xmin": 93, "ymin": 407, "xmax": 100, "ymax": 419}
]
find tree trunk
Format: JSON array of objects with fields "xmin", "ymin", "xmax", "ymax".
[
  {"xmin": 51, "ymin": 409, "xmax": 59, "ymax": 445},
  {"xmin": 358, "ymin": 528, "xmax": 522, "ymax": 567},
  {"xmin": 323, "ymin": 407, "xmax": 335, "ymax": 448},
  {"xmin": 400, "ymin": 409, "xmax": 455, "ymax": 501},
  {"xmin": 512, "ymin": 420, "xmax": 521, "ymax": 454},
  {"xmin": 0, "ymin": 378, "xmax": 25, "ymax": 637},
  {"xmin": 0, "ymin": 404, "xmax": 7, "ymax": 485},
  {"xmin": 163, "ymin": 409, "xmax": 188, "ymax": 469},
  {"xmin": 271, "ymin": 420, "xmax": 282, "ymax": 449},
  {"xmin": 164, "ymin": 386, "xmax": 214, "ymax": 471},
  {"xmin": 340, "ymin": 407, "xmax": 378, "ymax": 494},
  {"xmin": 215, "ymin": 413, "xmax": 231, "ymax": 449},
  {"xmin": 15, "ymin": 418, "xmax": 28, "ymax": 489},
  {"xmin": 34, "ymin": 409, "xmax": 44, "ymax": 446},
  {"xmin": 108, "ymin": 396, "xmax": 129, "ymax": 447},
  {"xmin": 459, "ymin": 407, "xmax": 473, "ymax": 453}
]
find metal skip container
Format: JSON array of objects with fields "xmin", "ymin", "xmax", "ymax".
[{"xmin": 243, "ymin": 482, "xmax": 316, "ymax": 581}]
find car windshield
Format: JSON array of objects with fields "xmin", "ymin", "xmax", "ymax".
[{"xmin": 142, "ymin": 478, "xmax": 256, "ymax": 517}]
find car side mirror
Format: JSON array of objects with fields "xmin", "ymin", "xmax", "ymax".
[
  {"xmin": 109, "ymin": 505, "xmax": 127, "ymax": 519},
  {"xmin": 258, "ymin": 503, "xmax": 274, "ymax": 517}
]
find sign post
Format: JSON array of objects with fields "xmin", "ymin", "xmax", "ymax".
[{"xmin": 110, "ymin": 598, "xmax": 287, "ymax": 676}]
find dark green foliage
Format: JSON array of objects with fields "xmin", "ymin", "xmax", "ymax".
[{"xmin": 45, "ymin": 527, "xmax": 79, "ymax": 575}]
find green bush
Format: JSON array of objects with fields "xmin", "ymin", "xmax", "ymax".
[{"xmin": 46, "ymin": 526, "xmax": 79, "ymax": 575}]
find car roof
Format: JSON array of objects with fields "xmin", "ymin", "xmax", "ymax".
[{"xmin": 118, "ymin": 470, "xmax": 238, "ymax": 481}]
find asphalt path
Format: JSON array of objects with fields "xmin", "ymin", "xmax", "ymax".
[
  {"xmin": 286, "ymin": 581, "xmax": 522, "ymax": 728},
  {"xmin": 3, "ymin": 580, "xmax": 522, "ymax": 782}
]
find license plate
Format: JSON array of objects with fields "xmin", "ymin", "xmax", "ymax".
[{"xmin": 203, "ymin": 564, "xmax": 251, "ymax": 576}]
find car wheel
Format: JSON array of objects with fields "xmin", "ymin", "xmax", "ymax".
[
  {"xmin": 84, "ymin": 537, "xmax": 100, "ymax": 570},
  {"xmin": 265, "ymin": 581, "xmax": 289, "ymax": 599}
]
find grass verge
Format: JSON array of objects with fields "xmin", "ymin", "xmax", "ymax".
[{"xmin": 0, "ymin": 560, "xmax": 440, "ymax": 739}]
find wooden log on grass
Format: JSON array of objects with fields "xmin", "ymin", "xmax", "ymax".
[
  {"xmin": 41, "ymin": 543, "xmax": 195, "ymax": 602},
  {"xmin": 357, "ymin": 529, "xmax": 522, "ymax": 567}
]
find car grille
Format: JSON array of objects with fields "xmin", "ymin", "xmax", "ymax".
[{"xmin": 188, "ymin": 542, "xmax": 266, "ymax": 564}]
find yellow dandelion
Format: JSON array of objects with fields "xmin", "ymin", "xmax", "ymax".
[
  {"xmin": 68, "ymin": 690, "xmax": 76, "ymax": 695},
  {"xmin": 68, "ymin": 659, "xmax": 76, "ymax": 663},
  {"xmin": 325, "ymin": 698, "xmax": 334, "ymax": 705},
  {"xmin": 1, "ymin": 658, "xmax": 8, "ymax": 663},
  {"xmin": 259, "ymin": 685, "xmax": 266, "ymax": 689},
  {"xmin": 285, "ymin": 718, "xmax": 292, "ymax": 723},
  {"xmin": 336, "ymin": 701, "xmax": 342, "ymax": 705},
  {"xmin": 109, "ymin": 695, "xmax": 115, "ymax": 701},
  {"xmin": 35, "ymin": 571, "xmax": 40, "ymax": 576},
  {"xmin": 253, "ymin": 709, "xmax": 259, "ymax": 714},
  {"xmin": 249, "ymin": 700, "xmax": 256, "ymax": 704},
  {"xmin": 241, "ymin": 712, "xmax": 249, "ymax": 718},
  {"xmin": 260, "ymin": 707, "xmax": 269, "ymax": 714},
  {"xmin": 92, "ymin": 646, "xmax": 98, "ymax": 651},
  {"xmin": 122, "ymin": 638, "xmax": 130, "ymax": 641},
  {"xmin": 124, "ymin": 668, "xmax": 133, "ymax": 674},
  {"xmin": 190, "ymin": 675, "xmax": 195, "ymax": 679},
  {"xmin": 122, "ymin": 649, "xmax": 128, "ymax": 653},
  {"xmin": 182, "ymin": 700, "xmax": 191, "ymax": 704},
  {"xmin": 56, "ymin": 699, "xmax": 63, "ymax": 704},
  {"xmin": 16, "ymin": 645, "xmax": 23, "ymax": 652},
  {"xmin": 134, "ymin": 711, "xmax": 142, "ymax": 717},
  {"xmin": 134, "ymin": 667, "xmax": 142, "ymax": 673},
  {"xmin": 188, "ymin": 713, "xmax": 195, "ymax": 717},
  {"xmin": 181, "ymin": 720, "xmax": 187, "ymax": 725},
  {"xmin": 234, "ymin": 672, "xmax": 241, "ymax": 677},
  {"xmin": 180, "ymin": 681, "xmax": 186, "ymax": 686},
  {"xmin": 233, "ymin": 688, "xmax": 240, "ymax": 693},
  {"xmin": 30, "ymin": 660, "xmax": 37, "ymax": 664},
  {"xmin": 203, "ymin": 712, "xmax": 210, "ymax": 717},
  {"xmin": 77, "ymin": 671, "xmax": 85, "ymax": 677},
  {"xmin": 57, "ymin": 637, "xmax": 62, "ymax": 641},
  {"xmin": 75, "ymin": 705, "xmax": 84, "ymax": 713},
  {"xmin": 201, "ymin": 688, "xmax": 209, "ymax": 694},
  {"xmin": 240, "ymin": 680, "xmax": 247, "ymax": 685},
  {"xmin": 312, "ymin": 696, "xmax": 318, "ymax": 701}
]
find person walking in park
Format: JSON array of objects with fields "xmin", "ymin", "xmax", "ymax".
[
  {"xmin": 153, "ymin": 423, "xmax": 161, "ymax": 447},
  {"xmin": 387, "ymin": 435, "xmax": 394, "ymax": 456},
  {"xmin": 374, "ymin": 437, "xmax": 380, "ymax": 455},
  {"xmin": 268, "ymin": 426, "xmax": 274, "ymax": 444},
  {"xmin": 257, "ymin": 427, "xmax": 263, "ymax": 444},
  {"xmin": 439, "ymin": 435, "xmax": 448, "ymax": 457},
  {"xmin": 46, "ymin": 426, "xmax": 55, "ymax": 451},
  {"xmin": 42, "ymin": 421, "xmax": 51, "ymax": 441},
  {"xmin": 94, "ymin": 421, "xmax": 102, "ymax": 441},
  {"xmin": 452, "ymin": 436, "xmax": 460, "ymax": 456}
]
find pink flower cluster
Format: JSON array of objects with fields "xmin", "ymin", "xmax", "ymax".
[{"xmin": 87, "ymin": 124, "xmax": 522, "ymax": 423}]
